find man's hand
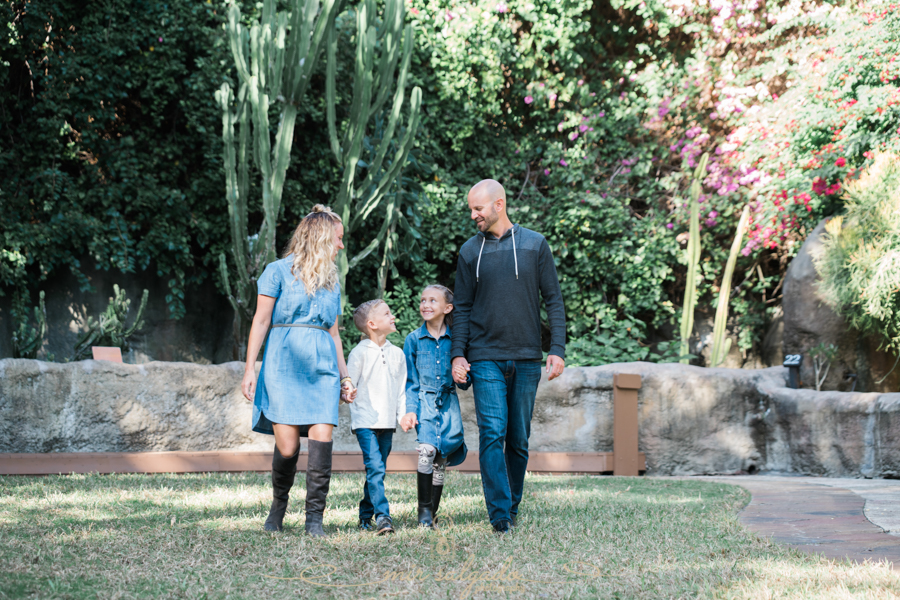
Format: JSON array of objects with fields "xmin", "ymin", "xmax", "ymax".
[
  {"xmin": 546, "ymin": 355, "xmax": 565, "ymax": 381},
  {"xmin": 452, "ymin": 356, "xmax": 470, "ymax": 384},
  {"xmin": 400, "ymin": 412, "xmax": 418, "ymax": 432}
]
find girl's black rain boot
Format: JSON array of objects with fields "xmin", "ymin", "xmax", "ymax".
[
  {"xmin": 417, "ymin": 472, "xmax": 434, "ymax": 528},
  {"xmin": 264, "ymin": 445, "xmax": 300, "ymax": 532}
]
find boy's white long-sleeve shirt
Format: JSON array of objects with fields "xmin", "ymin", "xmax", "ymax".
[{"xmin": 347, "ymin": 339, "xmax": 407, "ymax": 431}]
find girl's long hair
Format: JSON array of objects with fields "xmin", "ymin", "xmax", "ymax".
[
  {"xmin": 424, "ymin": 284, "xmax": 454, "ymax": 328},
  {"xmin": 283, "ymin": 205, "xmax": 342, "ymax": 295}
]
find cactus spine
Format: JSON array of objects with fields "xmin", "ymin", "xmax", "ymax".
[
  {"xmin": 11, "ymin": 290, "xmax": 47, "ymax": 359},
  {"xmin": 709, "ymin": 205, "xmax": 751, "ymax": 367},
  {"xmin": 679, "ymin": 153, "xmax": 708, "ymax": 364},
  {"xmin": 216, "ymin": 0, "xmax": 340, "ymax": 360}
]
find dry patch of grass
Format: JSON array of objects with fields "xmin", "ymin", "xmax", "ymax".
[{"xmin": 0, "ymin": 472, "xmax": 897, "ymax": 599}]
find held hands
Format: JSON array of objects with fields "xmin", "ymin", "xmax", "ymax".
[
  {"xmin": 452, "ymin": 356, "xmax": 470, "ymax": 384},
  {"xmin": 400, "ymin": 412, "xmax": 418, "ymax": 432},
  {"xmin": 340, "ymin": 378, "xmax": 357, "ymax": 404},
  {"xmin": 546, "ymin": 354, "xmax": 565, "ymax": 381}
]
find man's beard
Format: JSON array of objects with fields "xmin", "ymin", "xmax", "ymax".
[{"xmin": 477, "ymin": 211, "xmax": 499, "ymax": 232}]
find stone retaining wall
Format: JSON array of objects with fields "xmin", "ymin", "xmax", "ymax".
[{"xmin": 2, "ymin": 359, "xmax": 898, "ymax": 476}]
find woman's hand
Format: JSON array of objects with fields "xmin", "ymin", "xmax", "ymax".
[
  {"xmin": 241, "ymin": 370, "xmax": 257, "ymax": 402},
  {"xmin": 400, "ymin": 412, "xmax": 418, "ymax": 432},
  {"xmin": 340, "ymin": 379, "xmax": 356, "ymax": 404}
]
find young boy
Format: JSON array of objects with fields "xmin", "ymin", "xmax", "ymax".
[{"xmin": 347, "ymin": 299, "xmax": 407, "ymax": 535}]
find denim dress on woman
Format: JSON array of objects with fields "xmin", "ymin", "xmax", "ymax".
[
  {"xmin": 403, "ymin": 324, "xmax": 469, "ymax": 466},
  {"xmin": 252, "ymin": 256, "xmax": 342, "ymax": 435}
]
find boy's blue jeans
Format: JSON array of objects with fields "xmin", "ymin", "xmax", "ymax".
[
  {"xmin": 469, "ymin": 360, "xmax": 542, "ymax": 526},
  {"xmin": 355, "ymin": 428, "xmax": 394, "ymax": 521}
]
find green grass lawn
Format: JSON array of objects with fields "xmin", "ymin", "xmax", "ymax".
[{"xmin": 1, "ymin": 472, "xmax": 898, "ymax": 599}]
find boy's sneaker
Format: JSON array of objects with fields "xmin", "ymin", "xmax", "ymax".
[
  {"xmin": 492, "ymin": 519, "xmax": 513, "ymax": 534},
  {"xmin": 375, "ymin": 516, "xmax": 394, "ymax": 535},
  {"xmin": 358, "ymin": 518, "xmax": 374, "ymax": 531}
]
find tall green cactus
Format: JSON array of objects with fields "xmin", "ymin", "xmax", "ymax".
[
  {"xmin": 326, "ymin": 0, "xmax": 422, "ymax": 299},
  {"xmin": 216, "ymin": 0, "xmax": 341, "ymax": 360},
  {"xmin": 679, "ymin": 153, "xmax": 708, "ymax": 364},
  {"xmin": 709, "ymin": 205, "xmax": 751, "ymax": 367},
  {"xmin": 217, "ymin": 0, "xmax": 421, "ymax": 359},
  {"xmin": 11, "ymin": 290, "xmax": 47, "ymax": 359}
]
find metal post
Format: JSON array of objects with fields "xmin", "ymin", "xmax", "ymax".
[{"xmin": 613, "ymin": 373, "xmax": 641, "ymax": 476}]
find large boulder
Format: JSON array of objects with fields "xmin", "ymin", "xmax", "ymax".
[
  {"xmin": 782, "ymin": 220, "xmax": 900, "ymax": 392},
  {"xmin": 4, "ymin": 358, "xmax": 900, "ymax": 477}
]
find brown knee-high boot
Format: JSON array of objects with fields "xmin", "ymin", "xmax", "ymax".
[
  {"xmin": 305, "ymin": 439, "xmax": 333, "ymax": 537},
  {"xmin": 264, "ymin": 445, "xmax": 300, "ymax": 532}
]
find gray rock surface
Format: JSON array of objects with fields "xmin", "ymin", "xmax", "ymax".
[{"xmin": 3, "ymin": 358, "xmax": 900, "ymax": 477}]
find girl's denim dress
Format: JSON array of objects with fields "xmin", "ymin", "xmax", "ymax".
[{"xmin": 403, "ymin": 324, "xmax": 469, "ymax": 466}]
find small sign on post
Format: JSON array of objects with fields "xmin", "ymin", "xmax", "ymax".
[
  {"xmin": 784, "ymin": 354, "xmax": 802, "ymax": 389},
  {"xmin": 92, "ymin": 347, "xmax": 123, "ymax": 363},
  {"xmin": 613, "ymin": 373, "xmax": 641, "ymax": 476}
]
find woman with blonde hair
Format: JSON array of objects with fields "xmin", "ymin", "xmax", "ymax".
[{"xmin": 241, "ymin": 205, "xmax": 356, "ymax": 537}]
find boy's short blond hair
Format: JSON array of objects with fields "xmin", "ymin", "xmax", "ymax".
[{"xmin": 352, "ymin": 299, "xmax": 385, "ymax": 335}]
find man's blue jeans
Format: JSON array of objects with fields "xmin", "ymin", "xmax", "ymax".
[
  {"xmin": 355, "ymin": 428, "xmax": 394, "ymax": 521},
  {"xmin": 469, "ymin": 360, "xmax": 542, "ymax": 526}
]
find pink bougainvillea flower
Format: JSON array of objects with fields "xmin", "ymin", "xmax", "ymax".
[
  {"xmin": 579, "ymin": 125, "xmax": 588, "ymax": 132},
  {"xmin": 410, "ymin": 7, "xmax": 419, "ymax": 14},
  {"xmin": 559, "ymin": 159, "xmax": 568, "ymax": 167},
  {"xmin": 543, "ymin": 169, "xmax": 551, "ymax": 175},
  {"xmin": 598, "ymin": 111, "xmax": 605, "ymax": 117},
  {"xmin": 496, "ymin": 3, "xmax": 508, "ymax": 12},
  {"xmin": 557, "ymin": 122, "xmax": 565, "ymax": 131},
  {"xmin": 710, "ymin": 112, "xmax": 719, "ymax": 120},
  {"xmin": 158, "ymin": 37, "xmax": 163, "ymax": 42},
  {"xmin": 577, "ymin": 79, "xmax": 584, "ymax": 86},
  {"xmin": 569, "ymin": 132, "xmax": 578, "ymax": 141},
  {"xmin": 835, "ymin": 157, "xmax": 846, "ymax": 167},
  {"xmin": 524, "ymin": 96, "xmax": 534, "ymax": 104},
  {"xmin": 666, "ymin": 222, "xmax": 674, "ymax": 229}
]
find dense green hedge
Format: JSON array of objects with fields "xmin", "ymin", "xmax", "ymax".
[{"xmin": 6, "ymin": 0, "xmax": 898, "ymax": 364}]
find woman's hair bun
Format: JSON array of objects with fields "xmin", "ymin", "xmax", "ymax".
[{"xmin": 311, "ymin": 204, "xmax": 330, "ymax": 214}]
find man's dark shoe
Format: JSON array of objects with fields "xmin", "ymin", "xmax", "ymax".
[
  {"xmin": 492, "ymin": 519, "xmax": 512, "ymax": 534},
  {"xmin": 376, "ymin": 516, "xmax": 394, "ymax": 535},
  {"xmin": 510, "ymin": 514, "xmax": 517, "ymax": 527},
  {"xmin": 358, "ymin": 518, "xmax": 374, "ymax": 531}
]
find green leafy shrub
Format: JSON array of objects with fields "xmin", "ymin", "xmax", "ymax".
[{"xmin": 813, "ymin": 153, "xmax": 900, "ymax": 358}]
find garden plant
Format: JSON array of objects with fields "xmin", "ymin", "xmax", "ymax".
[{"xmin": 4, "ymin": 1, "xmax": 900, "ymax": 365}]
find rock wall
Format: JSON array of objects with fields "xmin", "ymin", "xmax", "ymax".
[{"xmin": 2, "ymin": 358, "xmax": 899, "ymax": 477}]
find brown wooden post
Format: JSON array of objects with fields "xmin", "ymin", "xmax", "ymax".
[{"xmin": 613, "ymin": 373, "xmax": 642, "ymax": 476}]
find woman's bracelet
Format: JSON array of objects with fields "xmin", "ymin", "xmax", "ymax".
[{"xmin": 340, "ymin": 376, "xmax": 352, "ymax": 386}]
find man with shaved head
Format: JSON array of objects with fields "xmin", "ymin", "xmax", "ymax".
[{"xmin": 451, "ymin": 179, "xmax": 566, "ymax": 533}]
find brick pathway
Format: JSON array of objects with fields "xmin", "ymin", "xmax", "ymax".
[{"xmin": 701, "ymin": 476, "xmax": 900, "ymax": 569}]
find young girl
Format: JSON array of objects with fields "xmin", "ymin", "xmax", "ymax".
[{"xmin": 400, "ymin": 285, "xmax": 469, "ymax": 528}]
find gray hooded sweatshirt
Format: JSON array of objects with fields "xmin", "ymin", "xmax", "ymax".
[{"xmin": 451, "ymin": 223, "xmax": 566, "ymax": 363}]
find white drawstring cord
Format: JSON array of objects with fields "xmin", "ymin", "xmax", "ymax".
[
  {"xmin": 511, "ymin": 226, "xmax": 519, "ymax": 279},
  {"xmin": 476, "ymin": 236, "xmax": 486, "ymax": 282}
]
